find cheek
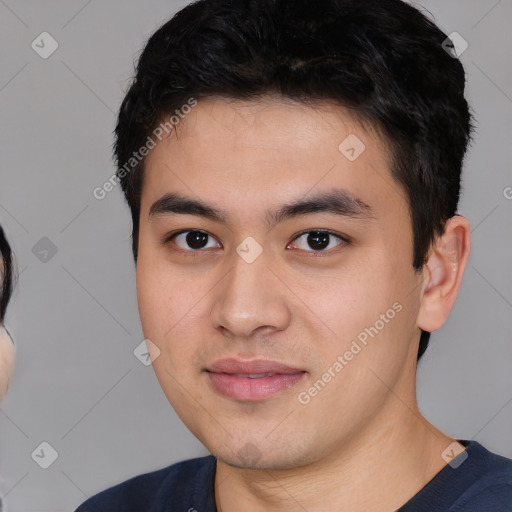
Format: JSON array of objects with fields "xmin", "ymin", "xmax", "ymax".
[
  {"xmin": 136, "ymin": 262, "xmax": 164, "ymax": 340},
  {"xmin": 294, "ymin": 260, "xmax": 385, "ymax": 338},
  {"xmin": 137, "ymin": 252, "xmax": 187, "ymax": 335},
  {"xmin": 136, "ymin": 264, "xmax": 197, "ymax": 413},
  {"xmin": 300, "ymin": 253, "xmax": 413, "ymax": 360},
  {"xmin": 136, "ymin": 258, "xmax": 205, "ymax": 369}
]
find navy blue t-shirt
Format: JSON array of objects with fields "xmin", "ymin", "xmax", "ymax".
[{"xmin": 75, "ymin": 440, "xmax": 512, "ymax": 511}]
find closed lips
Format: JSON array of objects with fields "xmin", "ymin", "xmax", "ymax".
[{"xmin": 205, "ymin": 358, "xmax": 307, "ymax": 401}]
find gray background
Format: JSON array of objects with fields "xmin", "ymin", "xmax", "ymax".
[{"xmin": 0, "ymin": 0, "xmax": 511, "ymax": 510}]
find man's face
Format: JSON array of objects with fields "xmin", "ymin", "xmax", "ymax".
[{"xmin": 137, "ymin": 97, "xmax": 424, "ymax": 469}]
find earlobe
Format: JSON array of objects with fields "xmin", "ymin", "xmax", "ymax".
[{"xmin": 417, "ymin": 216, "xmax": 471, "ymax": 332}]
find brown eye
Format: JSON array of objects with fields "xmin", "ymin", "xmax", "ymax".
[
  {"xmin": 289, "ymin": 230, "xmax": 346, "ymax": 252},
  {"xmin": 171, "ymin": 230, "xmax": 221, "ymax": 251}
]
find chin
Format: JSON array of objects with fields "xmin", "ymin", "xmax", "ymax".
[{"xmin": 208, "ymin": 436, "xmax": 316, "ymax": 471}]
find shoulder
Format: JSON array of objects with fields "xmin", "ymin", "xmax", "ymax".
[
  {"xmin": 74, "ymin": 455, "xmax": 216, "ymax": 512},
  {"xmin": 450, "ymin": 442, "xmax": 512, "ymax": 511}
]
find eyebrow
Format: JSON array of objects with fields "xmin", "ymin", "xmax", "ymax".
[{"xmin": 148, "ymin": 188, "xmax": 373, "ymax": 228}]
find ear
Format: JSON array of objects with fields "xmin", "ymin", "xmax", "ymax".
[{"xmin": 417, "ymin": 216, "xmax": 471, "ymax": 333}]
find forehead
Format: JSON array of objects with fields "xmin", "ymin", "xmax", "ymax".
[
  {"xmin": 172, "ymin": 96, "xmax": 380, "ymax": 154},
  {"xmin": 141, "ymin": 96, "xmax": 408, "ymax": 225}
]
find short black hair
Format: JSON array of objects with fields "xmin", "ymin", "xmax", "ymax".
[
  {"xmin": 0, "ymin": 225, "xmax": 14, "ymax": 324},
  {"xmin": 114, "ymin": 0, "xmax": 472, "ymax": 360}
]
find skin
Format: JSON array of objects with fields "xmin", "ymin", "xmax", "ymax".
[
  {"xmin": 0, "ymin": 325, "xmax": 14, "ymax": 400},
  {"xmin": 0, "ymin": 258, "xmax": 14, "ymax": 400},
  {"xmin": 136, "ymin": 96, "xmax": 471, "ymax": 511}
]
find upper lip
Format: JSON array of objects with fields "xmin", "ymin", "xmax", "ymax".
[{"xmin": 207, "ymin": 358, "xmax": 305, "ymax": 375}]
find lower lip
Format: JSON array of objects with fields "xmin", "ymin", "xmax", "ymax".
[{"xmin": 207, "ymin": 372, "xmax": 306, "ymax": 401}]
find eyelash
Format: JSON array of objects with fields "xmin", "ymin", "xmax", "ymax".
[{"xmin": 163, "ymin": 229, "xmax": 350, "ymax": 257}]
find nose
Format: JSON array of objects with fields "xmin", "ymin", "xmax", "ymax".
[{"xmin": 210, "ymin": 249, "xmax": 291, "ymax": 340}]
